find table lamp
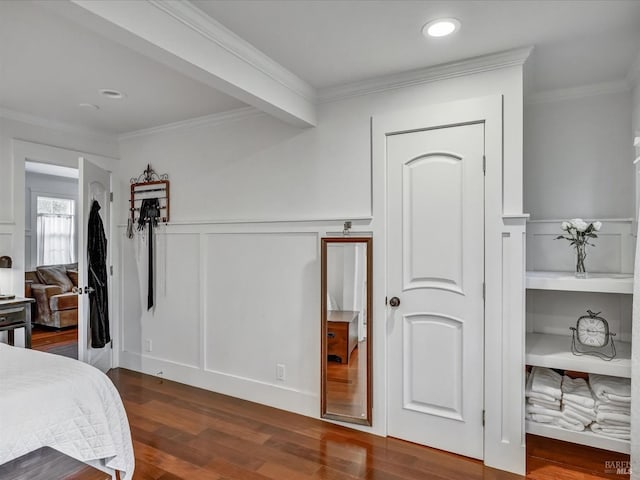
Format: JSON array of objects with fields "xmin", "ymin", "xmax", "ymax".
[{"xmin": 0, "ymin": 256, "xmax": 14, "ymax": 300}]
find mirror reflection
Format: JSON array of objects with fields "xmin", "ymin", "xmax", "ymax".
[{"xmin": 321, "ymin": 237, "xmax": 372, "ymax": 425}]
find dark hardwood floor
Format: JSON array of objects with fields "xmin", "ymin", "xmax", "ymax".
[
  {"xmin": 23, "ymin": 328, "xmax": 628, "ymax": 480},
  {"xmin": 31, "ymin": 325, "xmax": 78, "ymax": 359},
  {"xmin": 100, "ymin": 368, "xmax": 629, "ymax": 480},
  {"xmin": 326, "ymin": 339, "xmax": 367, "ymax": 418}
]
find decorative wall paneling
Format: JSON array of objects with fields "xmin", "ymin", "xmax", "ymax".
[
  {"xmin": 485, "ymin": 215, "xmax": 527, "ymax": 471},
  {"xmin": 527, "ymin": 219, "xmax": 635, "ymax": 274},
  {"xmin": 118, "ymin": 220, "xmax": 372, "ymax": 420}
]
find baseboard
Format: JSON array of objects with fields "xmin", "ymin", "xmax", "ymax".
[{"xmin": 118, "ymin": 350, "xmax": 319, "ymax": 418}]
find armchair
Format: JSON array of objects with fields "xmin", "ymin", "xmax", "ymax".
[{"xmin": 26, "ymin": 264, "xmax": 78, "ymax": 328}]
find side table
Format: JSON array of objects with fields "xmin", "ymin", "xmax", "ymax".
[{"xmin": 0, "ymin": 297, "xmax": 35, "ymax": 348}]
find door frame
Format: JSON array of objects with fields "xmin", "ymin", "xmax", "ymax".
[
  {"xmin": 11, "ymin": 139, "xmax": 119, "ymax": 367},
  {"xmin": 371, "ymin": 95, "xmax": 526, "ymax": 472}
]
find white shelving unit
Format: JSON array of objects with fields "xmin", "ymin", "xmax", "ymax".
[
  {"xmin": 526, "ymin": 271, "xmax": 633, "ymax": 294},
  {"xmin": 526, "ymin": 421, "xmax": 630, "ymax": 454},
  {"xmin": 525, "ymin": 269, "xmax": 633, "ymax": 453},
  {"xmin": 526, "ymin": 332, "xmax": 631, "ymax": 378}
]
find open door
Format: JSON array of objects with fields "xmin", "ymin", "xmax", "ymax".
[{"xmin": 78, "ymin": 157, "xmax": 112, "ymax": 372}]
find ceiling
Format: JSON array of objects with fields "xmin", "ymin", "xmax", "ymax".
[
  {"xmin": 195, "ymin": 0, "xmax": 640, "ymax": 92},
  {"xmin": 1, "ymin": 0, "xmax": 639, "ymax": 136},
  {"xmin": 0, "ymin": 0, "xmax": 245, "ymax": 135}
]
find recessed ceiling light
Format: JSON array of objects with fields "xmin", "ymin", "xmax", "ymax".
[
  {"xmin": 422, "ymin": 18, "xmax": 461, "ymax": 38},
  {"xmin": 78, "ymin": 103, "xmax": 100, "ymax": 110},
  {"xmin": 99, "ymin": 89, "xmax": 126, "ymax": 99}
]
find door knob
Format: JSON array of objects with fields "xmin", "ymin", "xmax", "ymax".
[{"xmin": 389, "ymin": 297, "xmax": 401, "ymax": 307}]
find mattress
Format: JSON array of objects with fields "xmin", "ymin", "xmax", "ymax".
[{"xmin": 0, "ymin": 343, "xmax": 134, "ymax": 479}]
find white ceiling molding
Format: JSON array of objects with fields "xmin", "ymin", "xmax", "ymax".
[
  {"xmin": 150, "ymin": 0, "xmax": 315, "ymax": 103},
  {"xmin": 0, "ymin": 107, "xmax": 116, "ymax": 141},
  {"xmin": 525, "ymin": 79, "xmax": 631, "ymax": 105},
  {"xmin": 118, "ymin": 106, "xmax": 264, "ymax": 141},
  {"xmin": 70, "ymin": 0, "xmax": 317, "ymax": 128},
  {"xmin": 317, "ymin": 47, "xmax": 534, "ymax": 103}
]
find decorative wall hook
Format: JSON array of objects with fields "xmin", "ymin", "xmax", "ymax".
[
  {"xmin": 129, "ymin": 164, "xmax": 170, "ymax": 231},
  {"xmin": 130, "ymin": 164, "xmax": 169, "ymax": 184}
]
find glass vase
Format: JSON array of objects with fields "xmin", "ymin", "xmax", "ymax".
[{"xmin": 575, "ymin": 243, "xmax": 587, "ymax": 279}]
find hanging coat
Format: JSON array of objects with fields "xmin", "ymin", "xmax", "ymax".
[{"xmin": 88, "ymin": 200, "xmax": 111, "ymax": 348}]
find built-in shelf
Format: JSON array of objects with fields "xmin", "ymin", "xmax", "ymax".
[
  {"xmin": 526, "ymin": 333, "xmax": 631, "ymax": 378},
  {"xmin": 526, "ymin": 271, "xmax": 633, "ymax": 294},
  {"xmin": 526, "ymin": 421, "xmax": 630, "ymax": 454}
]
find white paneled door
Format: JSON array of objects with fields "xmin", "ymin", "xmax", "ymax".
[
  {"xmin": 78, "ymin": 157, "xmax": 112, "ymax": 372},
  {"xmin": 386, "ymin": 122, "xmax": 485, "ymax": 459}
]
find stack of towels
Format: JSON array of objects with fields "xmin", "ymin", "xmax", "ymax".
[
  {"xmin": 526, "ymin": 367, "xmax": 596, "ymax": 432},
  {"xmin": 559, "ymin": 375, "xmax": 596, "ymax": 431},
  {"xmin": 589, "ymin": 373, "xmax": 631, "ymax": 440},
  {"xmin": 526, "ymin": 367, "xmax": 562, "ymax": 424}
]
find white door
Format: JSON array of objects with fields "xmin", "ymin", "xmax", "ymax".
[
  {"xmin": 78, "ymin": 157, "xmax": 112, "ymax": 372},
  {"xmin": 386, "ymin": 122, "xmax": 485, "ymax": 459}
]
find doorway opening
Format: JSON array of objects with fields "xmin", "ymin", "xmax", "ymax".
[{"xmin": 24, "ymin": 161, "xmax": 79, "ymax": 360}]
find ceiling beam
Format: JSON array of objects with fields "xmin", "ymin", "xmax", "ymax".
[{"xmin": 68, "ymin": 0, "xmax": 317, "ymax": 127}]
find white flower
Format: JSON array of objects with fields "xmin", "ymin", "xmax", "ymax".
[
  {"xmin": 592, "ymin": 221, "xmax": 602, "ymax": 231},
  {"xmin": 571, "ymin": 218, "xmax": 588, "ymax": 232},
  {"xmin": 561, "ymin": 221, "xmax": 570, "ymax": 231}
]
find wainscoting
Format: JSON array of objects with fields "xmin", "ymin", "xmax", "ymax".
[
  {"xmin": 118, "ymin": 221, "xmax": 362, "ymax": 418},
  {"xmin": 526, "ymin": 219, "xmax": 635, "ymax": 273}
]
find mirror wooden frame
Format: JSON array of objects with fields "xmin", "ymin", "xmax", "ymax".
[{"xmin": 321, "ymin": 237, "xmax": 373, "ymax": 426}]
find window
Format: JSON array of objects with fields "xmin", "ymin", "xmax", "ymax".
[{"xmin": 36, "ymin": 196, "xmax": 76, "ymax": 266}]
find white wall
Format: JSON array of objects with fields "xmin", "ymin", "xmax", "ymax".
[
  {"xmin": 524, "ymin": 91, "xmax": 634, "ymax": 219},
  {"xmin": 24, "ymin": 172, "xmax": 79, "ymax": 270},
  {"xmin": 326, "ymin": 244, "xmax": 345, "ymax": 309},
  {"xmin": 117, "ymin": 63, "xmax": 525, "ymax": 472}
]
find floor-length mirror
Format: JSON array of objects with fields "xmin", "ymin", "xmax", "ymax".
[{"xmin": 321, "ymin": 237, "xmax": 372, "ymax": 425}]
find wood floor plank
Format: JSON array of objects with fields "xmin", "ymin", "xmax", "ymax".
[{"xmin": 95, "ymin": 369, "xmax": 630, "ymax": 480}]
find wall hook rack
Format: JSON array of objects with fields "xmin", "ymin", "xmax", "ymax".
[{"xmin": 129, "ymin": 164, "xmax": 170, "ymax": 226}]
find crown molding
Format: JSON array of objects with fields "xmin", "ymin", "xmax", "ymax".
[
  {"xmin": 317, "ymin": 46, "xmax": 533, "ymax": 103},
  {"xmin": 149, "ymin": 0, "xmax": 316, "ymax": 103},
  {"xmin": 0, "ymin": 107, "xmax": 116, "ymax": 141},
  {"xmin": 525, "ymin": 79, "xmax": 631, "ymax": 105},
  {"xmin": 118, "ymin": 106, "xmax": 264, "ymax": 141}
]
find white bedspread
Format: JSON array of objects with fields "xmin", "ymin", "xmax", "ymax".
[{"xmin": 0, "ymin": 344, "xmax": 134, "ymax": 479}]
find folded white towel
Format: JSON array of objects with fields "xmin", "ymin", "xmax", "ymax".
[
  {"xmin": 589, "ymin": 374, "xmax": 631, "ymax": 403},
  {"xmin": 555, "ymin": 416, "xmax": 585, "ymax": 432},
  {"xmin": 526, "ymin": 370, "xmax": 558, "ymax": 403},
  {"xmin": 563, "ymin": 405, "xmax": 594, "ymax": 426},
  {"xmin": 561, "ymin": 376, "xmax": 595, "ymax": 408},
  {"xmin": 591, "ymin": 423, "xmax": 631, "ymax": 440},
  {"xmin": 527, "ymin": 404, "xmax": 562, "ymax": 418},
  {"xmin": 596, "ymin": 411, "xmax": 630, "ymax": 425},
  {"xmin": 563, "ymin": 400, "xmax": 596, "ymax": 418},
  {"xmin": 527, "ymin": 391, "xmax": 559, "ymax": 404},
  {"xmin": 527, "ymin": 413, "xmax": 556, "ymax": 424},
  {"xmin": 528, "ymin": 398, "xmax": 561, "ymax": 410},
  {"xmin": 596, "ymin": 399, "xmax": 631, "ymax": 412},
  {"xmin": 531, "ymin": 367, "xmax": 562, "ymax": 400}
]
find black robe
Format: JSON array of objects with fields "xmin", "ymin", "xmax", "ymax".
[{"xmin": 88, "ymin": 200, "xmax": 111, "ymax": 348}]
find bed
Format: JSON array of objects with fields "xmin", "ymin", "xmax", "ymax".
[{"xmin": 0, "ymin": 343, "xmax": 134, "ymax": 479}]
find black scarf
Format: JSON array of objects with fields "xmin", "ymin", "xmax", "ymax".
[{"xmin": 138, "ymin": 198, "xmax": 160, "ymax": 310}]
